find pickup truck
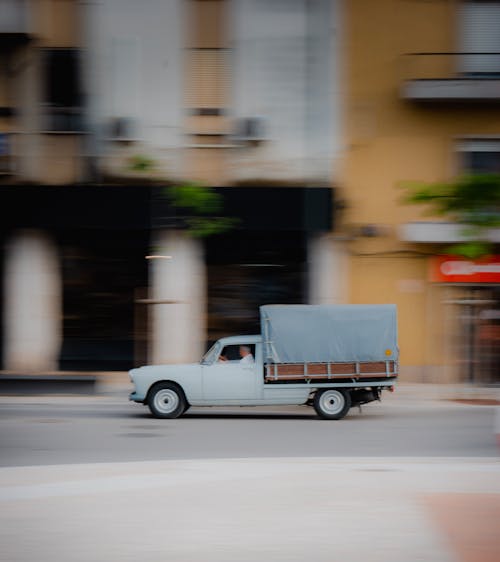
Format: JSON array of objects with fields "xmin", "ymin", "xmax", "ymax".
[{"xmin": 129, "ymin": 304, "xmax": 399, "ymax": 420}]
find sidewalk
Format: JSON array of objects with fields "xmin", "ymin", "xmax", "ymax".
[
  {"xmin": 1, "ymin": 456, "xmax": 499, "ymax": 562},
  {"xmin": 389, "ymin": 382, "xmax": 500, "ymax": 404},
  {"xmin": 0, "ymin": 370, "xmax": 126, "ymax": 395}
]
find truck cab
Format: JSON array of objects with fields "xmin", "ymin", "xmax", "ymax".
[{"xmin": 200, "ymin": 335, "xmax": 262, "ymax": 401}]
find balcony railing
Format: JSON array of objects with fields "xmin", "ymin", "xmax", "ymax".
[
  {"xmin": 400, "ymin": 53, "xmax": 500, "ymax": 102},
  {"xmin": 41, "ymin": 107, "xmax": 85, "ymax": 134}
]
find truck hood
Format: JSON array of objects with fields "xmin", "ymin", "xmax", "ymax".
[{"xmin": 130, "ymin": 363, "xmax": 201, "ymax": 380}]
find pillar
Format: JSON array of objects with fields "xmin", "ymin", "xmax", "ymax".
[
  {"xmin": 3, "ymin": 230, "xmax": 62, "ymax": 371},
  {"xmin": 150, "ymin": 230, "xmax": 206, "ymax": 364},
  {"xmin": 308, "ymin": 234, "xmax": 348, "ymax": 304}
]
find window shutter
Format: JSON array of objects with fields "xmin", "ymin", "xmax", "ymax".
[
  {"xmin": 186, "ymin": 49, "xmax": 230, "ymax": 110},
  {"xmin": 459, "ymin": 2, "xmax": 500, "ymax": 75}
]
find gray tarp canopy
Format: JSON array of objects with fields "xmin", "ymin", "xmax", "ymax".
[{"xmin": 260, "ymin": 304, "xmax": 398, "ymax": 364}]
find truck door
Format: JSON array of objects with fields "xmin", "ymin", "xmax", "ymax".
[{"xmin": 202, "ymin": 343, "xmax": 259, "ymax": 401}]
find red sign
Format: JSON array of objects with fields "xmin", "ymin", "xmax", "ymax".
[{"xmin": 430, "ymin": 255, "xmax": 500, "ymax": 284}]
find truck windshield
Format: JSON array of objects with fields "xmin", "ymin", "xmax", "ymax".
[{"xmin": 201, "ymin": 342, "xmax": 220, "ymax": 365}]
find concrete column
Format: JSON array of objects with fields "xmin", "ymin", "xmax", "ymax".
[
  {"xmin": 308, "ymin": 234, "xmax": 349, "ymax": 304},
  {"xmin": 150, "ymin": 231, "xmax": 206, "ymax": 364},
  {"xmin": 3, "ymin": 230, "xmax": 62, "ymax": 371}
]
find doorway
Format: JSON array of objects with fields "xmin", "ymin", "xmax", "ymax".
[
  {"xmin": 451, "ymin": 286, "xmax": 500, "ymax": 384},
  {"xmin": 58, "ymin": 229, "xmax": 148, "ymax": 370}
]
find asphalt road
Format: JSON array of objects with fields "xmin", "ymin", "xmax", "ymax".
[{"xmin": 0, "ymin": 391, "xmax": 497, "ymax": 467}]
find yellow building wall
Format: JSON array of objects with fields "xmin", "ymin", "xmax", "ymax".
[
  {"xmin": 341, "ymin": 0, "xmax": 500, "ymax": 380},
  {"xmin": 349, "ymin": 253, "xmax": 453, "ymax": 381},
  {"xmin": 38, "ymin": 135, "xmax": 83, "ymax": 184},
  {"xmin": 32, "ymin": 0, "xmax": 80, "ymax": 48},
  {"xmin": 349, "ymin": 255, "xmax": 427, "ymax": 365}
]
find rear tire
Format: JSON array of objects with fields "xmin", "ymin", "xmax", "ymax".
[
  {"xmin": 147, "ymin": 382, "xmax": 187, "ymax": 419},
  {"xmin": 313, "ymin": 389, "xmax": 351, "ymax": 420}
]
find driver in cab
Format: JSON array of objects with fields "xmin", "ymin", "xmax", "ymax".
[{"xmin": 219, "ymin": 346, "xmax": 254, "ymax": 364}]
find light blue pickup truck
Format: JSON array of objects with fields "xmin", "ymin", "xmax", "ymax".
[{"xmin": 129, "ymin": 304, "xmax": 398, "ymax": 420}]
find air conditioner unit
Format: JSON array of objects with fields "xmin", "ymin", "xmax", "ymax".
[
  {"xmin": 108, "ymin": 117, "xmax": 137, "ymax": 142},
  {"xmin": 234, "ymin": 117, "xmax": 266, "ymax": 144}
]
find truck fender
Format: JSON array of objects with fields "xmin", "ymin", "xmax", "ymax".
[{"xmin": 145, "ymin": 380, "xmax": 190, "ymax": 407}]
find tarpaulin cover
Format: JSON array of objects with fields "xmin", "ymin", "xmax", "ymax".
[{"xmin": 260, "ymin": 304, "xmax": 398, "ymax": 363}]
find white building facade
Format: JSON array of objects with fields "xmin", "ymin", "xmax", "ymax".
[{"xmin": 1, "ymin": 0, "xmax": 343, "ymax": 371}]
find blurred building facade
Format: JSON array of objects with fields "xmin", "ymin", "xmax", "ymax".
[
  {"xmin": 1, "ymin": 0, "xmax": 499, "ymax": 383},
  {"xmin": 0, "ymin": 0, "xmax": 338, "ymax": 372},
  {"xmin": 341, "ymin": 0, "xmax": 500, "ymax": 383}
]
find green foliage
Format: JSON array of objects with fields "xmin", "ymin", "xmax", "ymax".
[
  {"xmin": 403, "ymin": 174, "xmax": 500, "ymax": 226},
  {"xmin": 184, "ymin": 216, "xmax": 237, "ymax": 238},
  {"xmin": 446, "ymin": 242, "xmax": 493, "ymax": 260},
  {"xmin": 169, "ymin": 183, "xmax": 222, "ymax": 214},
  {"xmin": 402, "ymin": 174, "xmax": 500, "ymax": 258},
  {"xmin": 128, "ymin": 155, "xmax": 156, "ymax": 172},
  {"xmin": 166, "ymin": 183, "xmax": 237, "ymax": 238}
]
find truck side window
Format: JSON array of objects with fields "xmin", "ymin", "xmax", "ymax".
[{"xmin": 218, "ymin": 345, "xmax": 255, "ymax": 363}]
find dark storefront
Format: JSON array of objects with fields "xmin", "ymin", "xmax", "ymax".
[
  {"xmin": 206, "ymin": 230, "xmax": 307, "ymax": 341},
  {"xmin": 57, "ymin": 229, "xmax": 149, "ymax": 370},
  {"xmin": 0, "ymin": 186, "xmax": 151, "ymax": 371},
  {"xmin": 1, "ymin": 185, "xmax": 333, "ymax": 370},
  {"xmin": 205, "ymin": 187, "xmax": 332, "ymax": 342}
]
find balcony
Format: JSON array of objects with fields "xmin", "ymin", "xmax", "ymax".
[
  {"xmin": 400, "ymin": 222, "xmax": 500, "ymax": 244},
  {"xmin": 400, "ymin": 53, "xmax": 500, "ymax": 103}
]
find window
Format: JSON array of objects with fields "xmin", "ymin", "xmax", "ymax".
[
  {"xmin": 186, "ymin": 0, "xmax": 229, "ymax": 115},
  {"xmin": 457, "ymin": 139, "xmax": 500, "ymax": 173},
  {"xmin": 0, "ymin": 133, "xmax": 13, "ymax": 175},
  {"xmin": 218, "ymin": 344, "xmax": 255, "ymax": 363},
  {"xmin": 186, "ymin": 48, "xmax": 230, "ymax": 112},
  {"xmin": 459, "ymin": 1, "xmax": 500, "ymax": 76},
  {"xmin": 42, "ymin": 49, "xmax": 83, "ymax": 132}
]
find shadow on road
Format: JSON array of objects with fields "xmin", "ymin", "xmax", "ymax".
[{"xmin": 183, "ymin": 412, "xmax": 317, "ymax": 420}]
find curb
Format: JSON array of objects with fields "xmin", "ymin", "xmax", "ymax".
[{"xmin": 0, "ymin": 374, "xmax": 97, "ymax": 395}]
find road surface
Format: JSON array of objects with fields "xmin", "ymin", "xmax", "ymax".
[
  {"xmin": 1, "ymin": 391, "xmax": 498, "ymax": 562},
  {"xmin": 0, "ymin": 391, "xmax": 497, "ymax": 466}
]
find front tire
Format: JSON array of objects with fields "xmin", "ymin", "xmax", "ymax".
[
  {"xmin": 147, "ymin": 382, "xmax": 187, "ymax": 419},
  {"xmin": 313, "ymin": 389, "xmax": 351, "ymax": 420}
]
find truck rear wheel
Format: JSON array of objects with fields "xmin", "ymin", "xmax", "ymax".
[
  {"xmin": 147, "ymin": 382, "xmax": 186, "ymax": 419},
  {"xmin": 313, "ymin": 389, "xmax": 351, "ymax": 420}
]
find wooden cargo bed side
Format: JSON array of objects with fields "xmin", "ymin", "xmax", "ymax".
[{"xmin": 264, "ymin": 361, "xmax": 398, "ymax": 382}]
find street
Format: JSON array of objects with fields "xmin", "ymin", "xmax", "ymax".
[
  {"xmin": 0, "ymin": 390, "xmax": 498, "ymax": 466},
  {"xmin": 1, "ymin": 389, "xmax": 499, "ymax": 562}
]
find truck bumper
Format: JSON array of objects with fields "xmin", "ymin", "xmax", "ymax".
[{"xmin": 129, "ymin": 391, "xmax": 145, "ymax": 403}]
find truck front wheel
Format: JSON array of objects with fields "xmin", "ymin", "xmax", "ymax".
[
  {"xmin": 147, "ymin": 382, "xmax": 187, "ymax": 419},
  {"xmin": 313, "ymin": 389, "xmax": 351, "ymax": 420}
]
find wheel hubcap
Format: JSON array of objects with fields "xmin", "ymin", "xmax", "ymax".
[
  {"xmin": 153, "ymin": 389, "xmax": 180, "ymax": 414},
  {"xmin": 319, "ymin": 391, "xmax": 344, "ymax": 415}
]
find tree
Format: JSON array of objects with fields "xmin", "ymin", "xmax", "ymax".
[
  {"xmin": 166, "ymin": 183, "xmax": 237, "ymax": 238},
  {"xmin": 403, "ymin": 173, "xmax": 500, "ymax": 258},
  {"xmin": 125, "ymin": 155, "xmax": 236, "ymax": 238}
]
